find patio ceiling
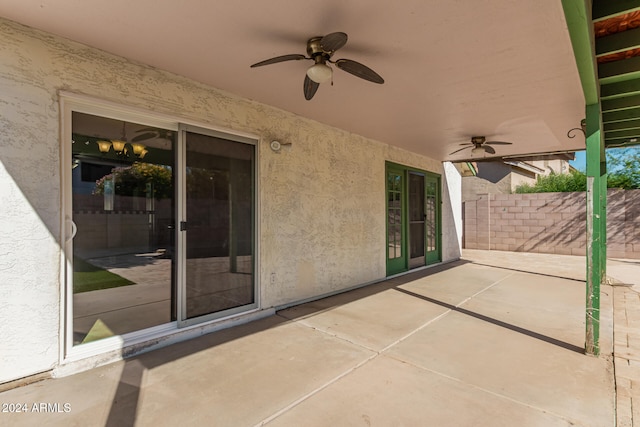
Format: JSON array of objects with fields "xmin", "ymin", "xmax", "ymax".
[
  {"xmin": 594, "ymin": 2, "xmax": 640, "ymax": 148},
  {"xmin": 0, "ymin": 1, "xmax": 587, "ymax": 162}
]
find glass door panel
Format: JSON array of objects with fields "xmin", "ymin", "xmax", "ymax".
[
  {"xmin": 386, "ymin": 168, "xmax": 406, "ymax": 275},
  {"xmin": 183, "ymin": 131, "xmax": 255, "ymax": 320},
  {"xmin": 409, "ymin": 172, "xmax": 426, "ymax": 269},
  {"xmin": 71, "ymin": 112, "xmax": 176, "ymax": 345},
  {"xmin": 425, "ymin": 176, "xmax": 440, "ymax": 264}
]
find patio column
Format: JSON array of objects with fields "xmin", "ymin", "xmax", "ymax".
[{"xmin": 585, "ymin": 103, "xmax": 607, "ymax": 356}]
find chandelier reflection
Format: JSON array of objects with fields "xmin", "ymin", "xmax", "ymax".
[
  {"xmin": 96, "ymin": 121, "xmax": 148, "ymax": 159},
  {"xmin": 97, "ymin": 139, "xmax": 148, "ymax": 158}
]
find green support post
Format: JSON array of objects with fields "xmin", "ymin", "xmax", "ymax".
[{"xmin": 585, "ymin": 103, "xmax": 607, "ymax": 356}]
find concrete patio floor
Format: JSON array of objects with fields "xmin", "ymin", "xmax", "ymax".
[{"xmin": 2, "ymin": 249, "xmax": 639, "ymax": 427}]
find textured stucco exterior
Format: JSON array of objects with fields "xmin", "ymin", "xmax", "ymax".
[{"xmin": 0, "ymin": 18, "xmax": 461, "ymax": 384}]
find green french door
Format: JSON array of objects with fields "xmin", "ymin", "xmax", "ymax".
[
  {"xmin": 386, "ymin": 163, "xmax": 441, "ymax": 276},
  {"xmin": 386, "ymin": 166, "xmax": 406, "ymax": 275}
]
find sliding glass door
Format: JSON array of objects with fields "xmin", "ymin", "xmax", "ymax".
[
  {"xmin": 182, "ymin": 129, "xmax": 255, "ymax": 323},
  {"xmin": 70, "ymin": 112, "xmax": 176, "ymax": 345},
  {"xmin": 69, "ymin": 110, "xmax": 256, "ymax": 346}
]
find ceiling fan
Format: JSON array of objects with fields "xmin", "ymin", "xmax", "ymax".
[
  {"xmin": 449, "ymin": 136, "xmax": 513, "ymax": 156},
  {"xmin": 250, "ymin": 32, "xmax": 384, "ymax": 100}
]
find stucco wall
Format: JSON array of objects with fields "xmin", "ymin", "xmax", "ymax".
[{"xmin": 0, "ymin": 18, "xmax": 461, "ymax": 383}]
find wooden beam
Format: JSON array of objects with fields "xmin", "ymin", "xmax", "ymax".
[
  {"xmin": 603, "ymin": 108, "xmax": 640, "ymax": 123},
  {"xmin": 599, "ymin": 56, "xmax": 640, "ymax": 84},
  {"xmin": 561, "ymin": 0, "xmax": 600, "ymax": 104},
  {"xmin": 601, "ymin": 79, "xmax": 640, "ymax": 99},
  {"xmin": 596, "ymin": 27, "xmax": 640, "ymax": 56},
  {"xmin": 593, "ymin": 0, "xmax": 640, "ymax": 21},
  {"xmin": 604, "ymin": 118, "xmax": 640, "ymax": 131},
  {"xmin": 605, "ymin": 140, "xmax": 639, "ymax": 148},
  {"xmin": 601, "ymin": 94, "xmax": 640, "ymax": 112},
  {"xmin": 604, "ymin": 128, "xmax": 640, "ymax": 139}
]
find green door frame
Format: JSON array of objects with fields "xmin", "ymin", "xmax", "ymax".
[{"xmin": 385, "ymin": 162, "xmax": 441, "ymax": 276}]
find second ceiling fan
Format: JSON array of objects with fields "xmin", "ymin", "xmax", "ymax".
[
  {"xmin": 250, "ymin": 32, "xmax": 384, "ymax": 100},
  {"xmin": 450, "ymin": 136, "xmax": 513, "ymax": 156}
]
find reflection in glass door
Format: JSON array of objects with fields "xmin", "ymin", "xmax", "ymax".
[
  {"xmin": 182, "ymin": 129, "xmax": 255, "ymax": 321},
  {"xmin": 71, "ymin": 112, "xmax": 176, "ymax": 345},
  {"xmin": 69, "ymin": 110, "xmax": 257, "ymax": 346}
]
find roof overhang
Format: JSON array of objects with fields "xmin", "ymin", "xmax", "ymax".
[{"xmin": 0, "ymin": 1, "xmax": 588, "ymax": 161}]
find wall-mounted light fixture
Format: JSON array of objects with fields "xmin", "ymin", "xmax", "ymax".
[{"xmin": 269, "ymin": 140, "xmax": 292, "ymax": 153}]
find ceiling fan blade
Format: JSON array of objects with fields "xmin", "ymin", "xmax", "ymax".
[
  {"xmin": 250, "ymin": 54, "xmax": 307, "ymax": 67},
  {"xmin": 304, "ymin": 75, "xmax": 320, "ymax": 100},
  {"xmin": 335, "ymin": 59, "xmax": 384, "ymax": 84},
  {"xmin": 484, "ymin": 145, "xmax": 496, "ymax": 154},
  {"xmin": 485, "ymin": 141, "xmax": 513, "ymax": 145},
  {"xmin": 321, "ymin": 32, "xmax": 348, "ymax": 52},
  {"xmin": 131, "ymin": 132, "xmax": 157, "ymax": 142},
  {"xmin": 449, "ymin": 146, "xmax": 471, "ymax": 155}
]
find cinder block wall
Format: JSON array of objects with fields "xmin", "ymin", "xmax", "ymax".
[{"xmin": 463, "ymin": 189, "xmax": 640, "ymax": 259}]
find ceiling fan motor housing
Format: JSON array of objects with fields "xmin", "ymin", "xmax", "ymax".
[{"xmin": 307, "ymin": 37, "xmax": 331, "ymax": 62}]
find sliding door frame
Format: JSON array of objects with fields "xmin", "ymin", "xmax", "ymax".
[
  {"xmin": 176, "ymin": 124, "xmax": 258, "ymax": 328},
  {"xmin": 60, "ymin": 92, "xmax": 260, "ymax": 363}
]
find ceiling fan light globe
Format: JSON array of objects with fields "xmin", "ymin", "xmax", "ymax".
[{"xmin": 306, "ymin": 63, "xmax": 332, "ymax": 84}]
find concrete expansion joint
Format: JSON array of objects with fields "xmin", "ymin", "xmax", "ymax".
[
  {"xmin": 276, "ymin": 313, "xmax": 379, "ymax": 353},
  {"xmin": 260, "ymin": 269, "xmax": 573, "ymax": 426},
  {"xmin": 383, "ymin": 354, "xmax": 578, "ymax": 425},
  {"xmin": 253, "ymin": 350, "xmax": 379, "ymax": 427}
]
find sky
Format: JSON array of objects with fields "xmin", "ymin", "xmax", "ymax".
[
  {"xmin": 569, "ymin": 151, "xmax": 586, "ymax": 171},
  {"xmin": 569, "ymin": 146, "xmax": 639, "ymax": 172}
]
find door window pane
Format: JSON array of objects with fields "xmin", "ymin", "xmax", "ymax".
[
  {"xmin": 387, "ymin": 171, "xmax": 403, "ymax": 260},
  {"xmin": 184, "ymin": 131, "xmax": 254, "ymax": 319},
  {"xmin": 426, "ymin": 181, "xmax": 437, "ymax": 252},
  {"xmin": 409, "ymin": 173, "xmax": 425, "ymax": 268},
  {"xmin": 71, "ymin": 112, "xmax": 176, "ymax": 345}
]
